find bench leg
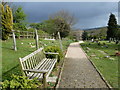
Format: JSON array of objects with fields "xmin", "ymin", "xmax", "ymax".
[{"xmin": 43, "ymin": 73, "xmax": 47, "ymax": 88}]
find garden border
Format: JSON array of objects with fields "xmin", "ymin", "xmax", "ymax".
[
  {"xmin": 55, "ymin": 47, "xmax": 68, "ymax": 88},
  {"xmin": 79, "ymin": 43, "xmax": 112, "ymax": 89}
]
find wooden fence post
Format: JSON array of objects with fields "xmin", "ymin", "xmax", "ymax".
[
  {"xmin": 12, "ymin": 30, "xmax": 17, "ymax": 51},
  {"xmin": 35, "ymin": 29, "xmax": 39, "ymax": 50},
  {"xmin": 33, "ymin": 32, "xmax": 34, "ymax": 39},
  {"xmin": 53, "ymin": 33, "xmax": 54, "ymax": 39},
  {"xmin": 27, "ymin": 31, "xmax": 28, "ymax": 39},
  {"xmin": 58, "ymin": 32, "xmax": 63, "ymax": 52},
  {"xmin": 18, "ymin": 30, "xmax": 20, "ymax": 39}
]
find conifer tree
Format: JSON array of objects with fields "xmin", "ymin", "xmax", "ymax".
[
  {"xmin": 82, "ymin": 31, "xmax": 88, "ymax": 40},
  {"xmin": 1, "ymin": 4, "xmax": 13, "ymax": 40},
  {"xmin": 107, "ymin": 13, "xmax": 118, "ymax": 40}
]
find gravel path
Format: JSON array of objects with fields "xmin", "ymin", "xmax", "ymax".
[{"xmin": 58, "ymin": 42, "xmax": 108, "ymax": 88}]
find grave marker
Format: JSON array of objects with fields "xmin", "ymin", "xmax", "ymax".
[
  {"xmin": 58, "ymin": 32, "xmax": 63, "ymax": 52},
  {"xmin": 12, "ymin": 30, "xmax": 17, "ymax": 51},
  {"xmin": 35, "ymin": 29, "xmax": 39, "ymax": 50}
]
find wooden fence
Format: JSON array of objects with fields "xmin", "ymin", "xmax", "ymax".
[
  {"xmin": 9, "ymin": 30, "xmax": 52, "ymax": 39},
  {"xmin": 10, "ymin": 30, "xmax": 53, "ymax": 51}
]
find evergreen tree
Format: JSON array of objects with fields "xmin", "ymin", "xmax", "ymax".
[
  {"xmin": 1, "ymin": 4, "xmax": 13, "ymax": 40},
  {"xmin": 82, "ymin": 31, "xmax": 88, "ymax": 40},
  {"xmin": 116, "ymin": 27, "xmax": 120, "ymax": 40},
  {"xmin": 13, "ymin": 6, "xmax": 27, "ymax": 31},
  {"xmin": 107, "ymin": 13, "xmax": 118, "ymax": 40},
  {"xmin": 13, "ymin": 6, "xmax": 26, "ymax": 23}
]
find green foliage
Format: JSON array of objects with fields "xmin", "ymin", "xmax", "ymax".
[
  {"xmin": 1, "ymin": 4, "xmax": 13, "ymax": 40},
  {"xmin": 100, "ymin": 36, "xmax": 106, "ymax": 40},
  {"xmin": 116, "ymin": 28, "xmax": 120, "ymax": 40},
  {"xmin": 86, "ymin": 27, "xmax": 107, "ymax": 40},
  {"xmin": 2, "ymin": 74, "xmax": 42, "ymax": 89},
  {"xmin": 37, "ymin": 30, "xmax": 49, "ymax": 36},
  {"xmin": 54, "ymin": 18, "xmax": 70, "ymax": 38},
  {"xmin": 27, "ymin": 27, "xmax": 35, "ymax": 32},
  {"xmin": 13, "ymin": 6, "xmax": 26, "ymax": 23},
  {"xmin": 44, "ymin": 18, "xmax": 70, "ymax": 38},
  {"xmin": 27, "ymin": 27, "xmax": 49, "ymax": 36},
  {"xmin": 43, "ymin": 19, "xmax": 56, "ymax": 34},
  {"xmin": 82, "ymin": 31, "xmax": 88, "ymax": 40},
  {"xmin": 44, "ymin": 46, "xmax": 63, "ymax": 62},
  {"xmin": 107, "ymin": 13, "xmax": 118, "ymax": 39},
  {"xmin": 13, "ymin": 23, "xmax": 27, "ymax": 31},
  {"xmin": 29, "ymin": 23, "xmax": 43, "ymax": 30},
  {"xmin": 13, "ymin": 6, "xmax": 27, "ymax": 31},
  {"xmin": 2, "ymin": 31, "xmax": 8, "ymax": 40}
]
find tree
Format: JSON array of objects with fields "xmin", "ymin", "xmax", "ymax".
[
  {"xmin": 107, "ymin": 13, "xmax": 118, "ymax": 40},
  {"xmin": 13, "ymin": 6, "xmax": 27, "ymax": 31},
  {"xmin": 116, "ymin": 26, "xmax": 120, "ymax": 41},
  {"xmin": 1, "ymin": 4, "xmax": 13, "ymax": 40},
  {"xmin": 43, "ymin": 17, "xmax": 70, "ymax": 39},
  {"xmin": 54, "ymin": 18, "xmax": 70, "ymax": 38},
  {"xmin": 43, "ymin": 19, "xmax": 56, "ymax": 34},
  {"xmin": 13, "ymin": 6, "xmax": 26, "ymax": 23},
  {"xmin": 82, "ymin": 31, "xmax": 88, "ymax": 40},
  {"xmin": 29, "ymin": 23, "xmax": 41, "ymax": 30},
  {"xmin": 49, "ymin": 10, "xmax": 77, "ymax": 27}
]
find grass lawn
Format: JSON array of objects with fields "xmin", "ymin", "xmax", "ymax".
[
  {"xmin": 2, "ymin": 38, "xmax": 36, "ymax": 80},
  {"xmin": 2, "ymin": 38, "xmax": 73, "ymax": 81},
  {"xmin": 80, "ymin": 41, "xmax": 119, "ymax": 88}
]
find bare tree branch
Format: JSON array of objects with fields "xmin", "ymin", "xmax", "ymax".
[{"xmin": 49, "ymin": 10, "xmax": 78, "ymax": 27}]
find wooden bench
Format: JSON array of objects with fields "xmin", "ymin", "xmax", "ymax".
[{"xmin": 19, "ymin": 48, "xmax": 59, "ymax": 87}]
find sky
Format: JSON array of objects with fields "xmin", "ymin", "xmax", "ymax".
[{"xmin": 13, "ymin": 2, "xmax": 119, "ymax": 30}]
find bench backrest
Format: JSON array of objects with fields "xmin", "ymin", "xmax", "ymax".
[{"xmin": 19, "ymin": 48, "xmax": 45, "ymax": 71}]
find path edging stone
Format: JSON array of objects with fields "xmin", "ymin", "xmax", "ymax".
[
  {"xmin": 55, "ymin": 46, "xmax": 69, "ymax": 88},
  {"xmin": 79, "ymin": 43, "xmax": 113, "ymax": 89}
]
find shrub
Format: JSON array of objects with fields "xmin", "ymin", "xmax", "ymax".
[
  {"xmin": 2, "ymin": 74, "xmax": 42, "ymax": 89},
  {"xmin": 15, "ymin": 32, "xmax": 20, "ymax": 38},
  {"xmin": 2, "ymin": 31, "xmax": 9, "ymax": 40},
  {"xmin": 44, "ymin": 46, "xmax": 63, "ymax": 62}
]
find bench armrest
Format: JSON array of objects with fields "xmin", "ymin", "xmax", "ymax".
[
  {"xmin": 44, "ymin": 52, "xmax": 59, "ymax": 55},
  {"xmin": 23, "ymin": 69, "xmax": 48, "ymax": 73}
]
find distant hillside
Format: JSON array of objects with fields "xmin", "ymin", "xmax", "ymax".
[
  {"xmin": 83, "ymin": 26, "xmax": 107, "ymax": 31},
  {"xmin": 85, "ymin": 26, "xmax": 107, "ymax": 37},
  {"xmin": 70, "ymin": 29, "xmax": 83, "ymax": 40}
]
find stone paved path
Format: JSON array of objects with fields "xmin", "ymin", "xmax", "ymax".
[{"xmin": 58, "ymin": 42, "xmax": 108, "ymax": 88}]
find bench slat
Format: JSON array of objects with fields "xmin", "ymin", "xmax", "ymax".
[
  {"xmin": 28, "ymin": 58, "xmax": 56, "ymax": 80},
  {"xmin": 30, "ymin": 59, "xmax": 51, "ymax": 79},
  {"xmin": 40, "ymin": 59, "xmax": 51, "ymax": 70},
  {"xmin": 23, "ymin": 69, "xmax": 48, "ymax": 73},
  {"xmin": 46, "ymin": 59, "xmax": 57, "ymax": 78},
  {"xmin": 35, "ymin": 59, "xmax": 56, "ymax": 80},
  {"xmin": 44, "ymin": 59, "xmax": 54, "ymax": 70},
  {"xmin": 27, "ymin": 58, "xmax": 50, "ymax": 79},
  {"xmin": 20, "ymin": 48, "xmax": 43, "ymax": 62}
]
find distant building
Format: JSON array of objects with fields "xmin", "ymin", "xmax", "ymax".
[{"xmin": 71, "ymin": 30, "xmax": 83, "ymax": 41}]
